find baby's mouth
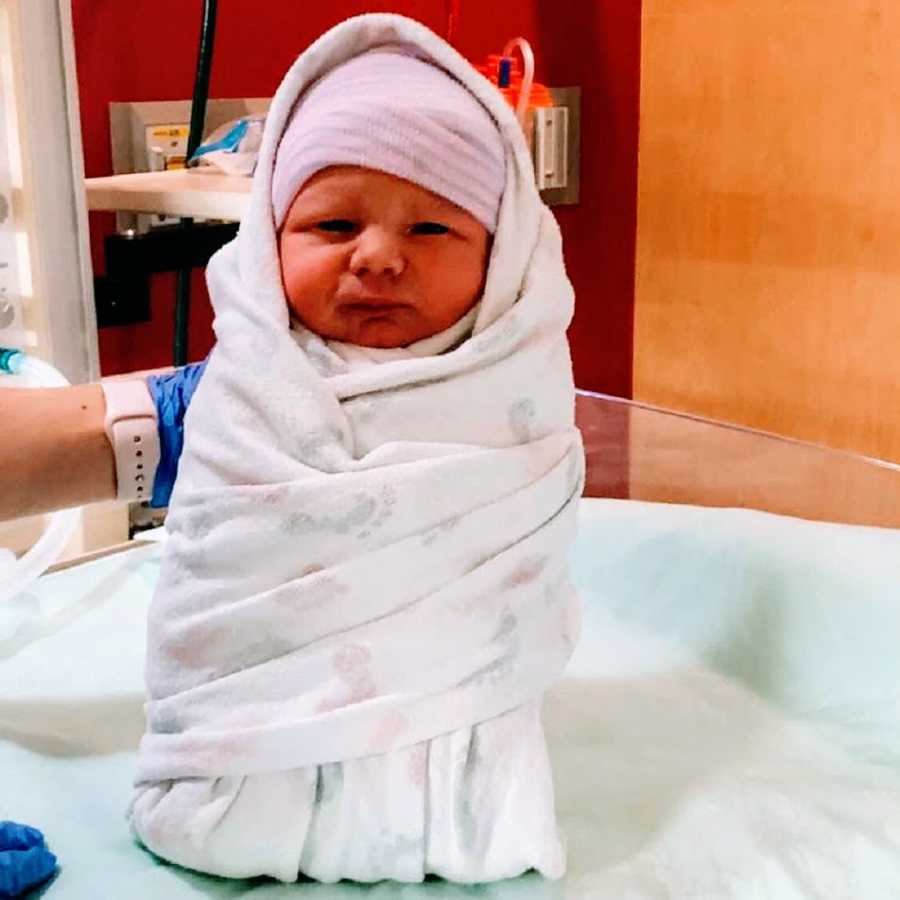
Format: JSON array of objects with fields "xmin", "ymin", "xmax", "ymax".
[{"xmin": 338, "ymin": 297, "xmax": 413, "ymax": 314}]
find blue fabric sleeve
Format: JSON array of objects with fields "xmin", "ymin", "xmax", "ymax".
[
  {"xmin": 146, "ymin": 359, "xmax": 208, "ymax": 508},
  {"xmin": 0, "ymin": 822, "xmax": 57, "ymax": 898}
]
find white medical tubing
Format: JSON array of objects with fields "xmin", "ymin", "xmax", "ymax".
[{"xmin": 502, "ymin": 37, "xmax": 535, "ymax": 129}]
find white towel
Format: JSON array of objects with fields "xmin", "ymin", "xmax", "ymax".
[{"xmin": 131, "ymin": 12, "xmax": 584, "ymax": 883}]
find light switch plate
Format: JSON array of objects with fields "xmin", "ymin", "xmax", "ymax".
[
  {"xmin": 535, "ymin": 106, "xmax": 569, "ymax": 190},
  {"xmin": 538, "ymin": 87, "xmax": 581, "ymax": 206}
]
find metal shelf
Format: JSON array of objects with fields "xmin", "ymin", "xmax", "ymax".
[{"xmin": 84, "ymin": 170, "xmax": 250, "ymax": 221}]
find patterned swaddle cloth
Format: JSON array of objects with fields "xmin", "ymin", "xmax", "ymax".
[{"xmin": 130, "ymin": 13, "xmax": 584, "ymax": 884}]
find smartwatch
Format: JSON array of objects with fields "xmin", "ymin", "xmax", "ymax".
[{"xmin": 99, "ymin": 379, "xmax": 161, "ymax": 502}]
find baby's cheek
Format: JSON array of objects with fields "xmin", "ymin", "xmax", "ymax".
[
  {"xmin": 421, "ymin": 253, "xmax": 487, "ymax": 326},
  {"xmin": 280, "ymin": 245, "xmax": 341, "ymax": 315}
]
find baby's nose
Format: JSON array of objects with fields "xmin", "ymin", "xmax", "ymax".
[{"xmin": 349, "ymin": 227, "xmax": 405, "ymax": 278}]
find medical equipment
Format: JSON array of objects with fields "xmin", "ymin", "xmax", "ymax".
[
  {"xmin": 475, "ymin": 39, "xmax": 571, "ymax": 192},
  {"xmin": 0, "ymin": 0, "xmax": 97, "ymax": 382},
  {"xmin": 476, "ymin": 38, "xmax": 547, "ymax": 129},
  {"xmin": 0, "ymin": 348, "xmax": 81, "ymax": 604}
]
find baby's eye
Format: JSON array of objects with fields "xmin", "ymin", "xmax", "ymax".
[
  {"xmin": 410, "ymin": 222, "xmax": 450, "ymax": 236},
  {"xmin": 316, "ymin": 219, "xmax": 357, "ymax": 233}
]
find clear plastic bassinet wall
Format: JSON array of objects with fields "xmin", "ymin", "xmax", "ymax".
[{"xmin": 575, "ymin": 389, "xmax": 900, "ymax": 529}]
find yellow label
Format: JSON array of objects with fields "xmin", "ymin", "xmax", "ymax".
[{"xmin": 148, "ymin": 124, "xmax": 189, "ymax": 142}]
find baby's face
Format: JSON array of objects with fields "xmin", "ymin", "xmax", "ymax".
[{"xmin": 278, "ymin": 166, "xmax": 491, "ymax": 348}]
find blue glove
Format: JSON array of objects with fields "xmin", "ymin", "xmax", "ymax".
[
  {"xmin": 0, "ymin": 822, "xmax": 57, "ymax": 898},
  {"xmin": 146, "ymin": 358, "xmax": 208, "ymax": 508}
]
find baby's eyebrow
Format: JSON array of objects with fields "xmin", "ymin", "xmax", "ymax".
[
  {"xmin": 290, "ymin": 198, "xmax": 358, "ymax": 219},
  {"xmin": 288, "ymin": 191, "xmax": 467, "ymax": 224},
  {"xmin": 411, "ymin": 202, "xmax": 467, "ymax": 220}
]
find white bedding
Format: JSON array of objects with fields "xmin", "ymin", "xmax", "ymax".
[{"xmin": 1, "ymin": 497, "xmax": 899, "ymax": 897}]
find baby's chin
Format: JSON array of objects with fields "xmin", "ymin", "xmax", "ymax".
[
  {"xmin": 343, "ymin": 317, "xmax": 424, "ymax": 348},
  {"xmin": 290, "ymin": 305, "xmax": 455, "ymax": 349},
  {"xmin": 317, "ymin": 311, "xmax": 438, "ymax": 348}
]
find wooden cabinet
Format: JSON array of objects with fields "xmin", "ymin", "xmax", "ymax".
[{"xmin": 634, "ymin": 1, "xmax": 900, "ymax": 463}]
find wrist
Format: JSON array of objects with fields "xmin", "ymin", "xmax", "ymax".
[{"xmin": 99, "ymin": 379, "xmax": 160, "ymax": 503}]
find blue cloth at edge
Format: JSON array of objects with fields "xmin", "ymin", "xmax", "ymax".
[
  {"xmin": 146, "ymin": 358, "xmax": 208, "ymax": 508},
  {"xmin": 0, "ymin": 822, "xmax": 57, "ymax": 899}
]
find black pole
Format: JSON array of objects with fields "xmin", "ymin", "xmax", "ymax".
[{"xmin": 173, "ymin": 0, "xmax": 218, "ymax": 367}]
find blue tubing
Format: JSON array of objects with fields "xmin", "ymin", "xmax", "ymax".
[{"xmin": 0, "ymin": 348, "xmax": 24, "ymax": 375}]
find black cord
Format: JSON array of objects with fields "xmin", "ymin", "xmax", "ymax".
[
  {"xmin": 186, "ymin": 0, "xmax": 218, "ymax": 162},
  {"xmin": 173, "ymin": 0, "xmax": 219, "ymax": 367}
]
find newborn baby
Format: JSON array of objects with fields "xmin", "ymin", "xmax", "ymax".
[{"xmin": 131, "ymin": 14, "xmax": 584, "ymax": 884}]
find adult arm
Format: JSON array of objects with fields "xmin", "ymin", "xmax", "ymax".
[
  {"xmin": 0, "ymin": 382, "xmax": 114, "ymax": 521},
  {"xmin": 0, "ymin": 360, "xmax": 207, "ymax": 522}
]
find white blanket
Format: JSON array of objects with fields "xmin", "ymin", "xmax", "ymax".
[{"xmin": 131, "ymin": 13, "xmax": 584, "ymax": 883}]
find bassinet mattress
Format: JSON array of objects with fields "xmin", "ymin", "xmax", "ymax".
[{"xmin": 1, "ymin": 498, "xmax": 898, "ymax": 898}]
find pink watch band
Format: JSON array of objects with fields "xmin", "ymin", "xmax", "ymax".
[{"xmin": 100, "ymin": 379, "xmax": 161, "ymax": 502}]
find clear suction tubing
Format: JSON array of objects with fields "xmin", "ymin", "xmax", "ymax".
[{"xmin": 0, "ymin": 348, "xmax": 81, "ymax": 602}]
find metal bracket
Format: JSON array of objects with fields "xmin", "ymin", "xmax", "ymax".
[{"xmin": 538, "ymin": 87, "xmax": 581, "ymax": 206}]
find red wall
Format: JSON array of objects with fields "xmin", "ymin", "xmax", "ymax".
[{"xmin": 72, "ymin": 1, "xmax": 639, "ymax": 395}]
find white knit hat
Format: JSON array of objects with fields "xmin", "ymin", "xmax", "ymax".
[{"xmin": 271, "ymin": 48, "xmax": 506, "ymax": 233}]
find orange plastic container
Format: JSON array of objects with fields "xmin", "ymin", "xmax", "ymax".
[{"xmin": 475, "ymin": 55, "xmax": 553, "ymax": 114}]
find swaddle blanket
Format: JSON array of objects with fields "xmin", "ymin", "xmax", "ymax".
[{"xmin": 131, "ymin": 13, "xmax": 584, "ymax": 884}]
